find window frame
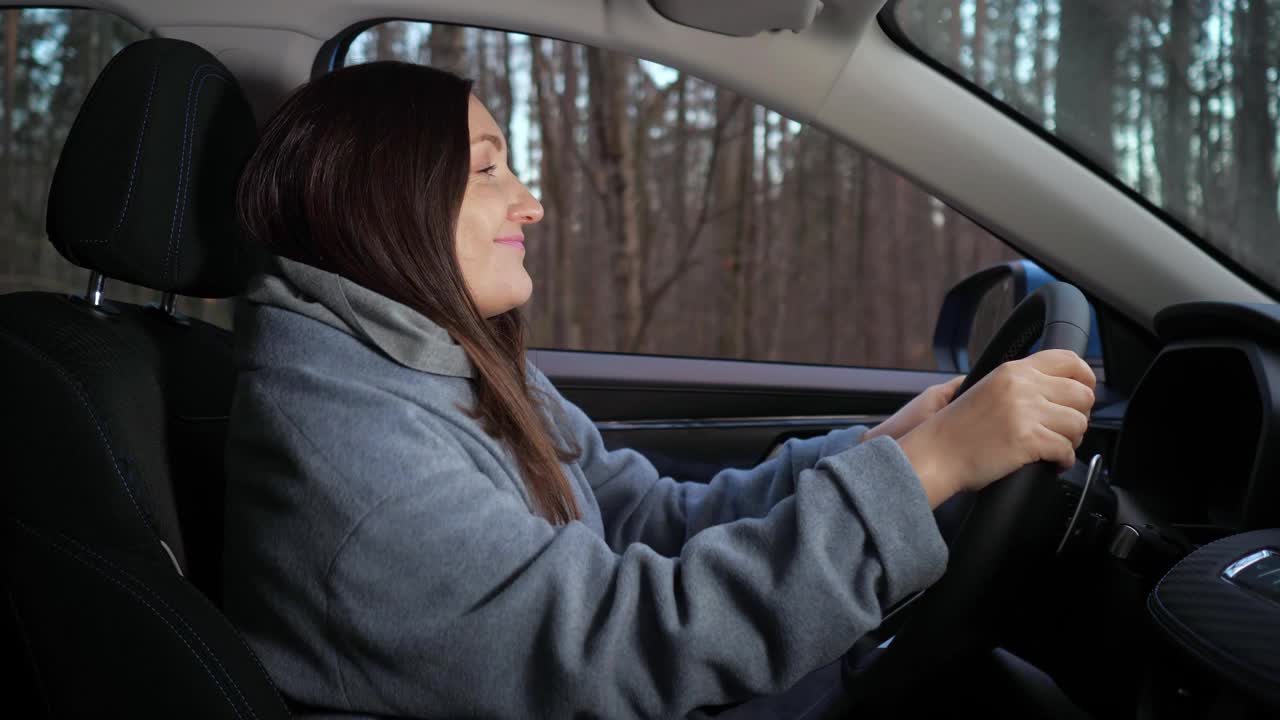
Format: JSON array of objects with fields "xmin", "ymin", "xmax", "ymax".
[{"xmin": 315, "ymin": 15, "xmax": 1145, "ymax": 381}]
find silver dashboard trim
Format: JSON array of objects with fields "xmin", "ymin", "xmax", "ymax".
[
  {"xmin": 1223, "ymin": 549, "xmax": 1277, "ymax": 580},
  {"xmin": 1058, "ymin": 453, "xmax": 1103, "ymax": 555}
]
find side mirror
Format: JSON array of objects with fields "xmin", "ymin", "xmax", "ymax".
[{"xmin": 933, "ymin": 260, "xmax": 1102, "ymax": 373}]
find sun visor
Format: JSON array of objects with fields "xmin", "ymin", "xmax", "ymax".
[{"xmin": 648, "ymin": 0, "xmax": 825, "ymax": 37}]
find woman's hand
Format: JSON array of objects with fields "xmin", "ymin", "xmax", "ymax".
[
  {"xmin": 897, "ymin": 349, "xmax": 1097, "ymax": 509},
  {"xmin": 862, "ymin": 375, "xmax": 965, "ymax": 443}
]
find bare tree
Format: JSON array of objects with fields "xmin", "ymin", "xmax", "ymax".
[
  {"xmin": 1231, "ymin": 0, "xmax": 1280, "ymax": 275},
  {"xmin": 1157, "ymin": 0, "xmax": 1194, "ymax": 219},
  {"xmin": 587, "ymin": 49, "xmax": 643, "ymax": 350},
  {"xmin": 557, "ymin": 43, "xmax": 584, "ymax": 348},
  {"xmin": 427, "ymin": 24, "xmax": 466, "ymax": 73},
  {"xmin": 1056, "ymin": 0, "xmax": 1126, "ymax": 172},
  {"xmin": 2, "ymin": 9, "xmax": 18, "ymax": 267},
  {"xmin": 373, "ymin": 23, "xmax": 402, "ymax": 61},
  {"xmin": 498, "ymin": 34, "xmax": 515, "ymax": 167},
  {"xmin": 530, "ymin": 38, "xmax": 563, "ymax": 342}
]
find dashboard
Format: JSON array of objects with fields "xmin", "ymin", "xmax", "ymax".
[
  {"xmin": 1110, "ymin": 302, "xmax": 1280, "ymax": 535},
  {"xmin": 1039, "ymin": 301, "xmax": 1280, "ymax": 718}
]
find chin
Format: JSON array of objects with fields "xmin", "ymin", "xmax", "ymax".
[
  {"xmin": 511, "ymin": 273, "xmax": 533, "ymax": 308},
  {"xmin": 483, "ymin": 278, "xmax": 532, "ymax": 318}
]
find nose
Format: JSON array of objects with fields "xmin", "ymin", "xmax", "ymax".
[{"xmin": 509, "ymin": 185, "xmax": 544, "ymax": 225}]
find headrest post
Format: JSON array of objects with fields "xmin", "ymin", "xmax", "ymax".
[
  {"xmin": 85, "ymin": 272, "xmax": 107, "ymax": 307},
  {"xmin": 160, "ymin": 292, "xmax": 176, "ymax": 315}
]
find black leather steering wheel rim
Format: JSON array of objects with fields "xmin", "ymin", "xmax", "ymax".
[{"xmin": 841, "ymin": 281, "xmax": 1092, "ymax": 705}]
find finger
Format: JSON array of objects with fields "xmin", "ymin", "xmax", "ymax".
[
  {"xmin": 1026, "ymin": 349, "xmax": 1096, "ymax": 390},
  {"xmin": 1038, "ymin": 400, "xmax": 1089, "ymax": 449},
  {"xmin": 1035, "ymin": 425, "xmax": 1078, "ymax": 472},
  {"xmin": 1039, "ymin": 374, "xmax": 1096, "ymax": 414},
  {"xmin": 938, "ymin": 375, "xmax": 965, "ymax": 402}
]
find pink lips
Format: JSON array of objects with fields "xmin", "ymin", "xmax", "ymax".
[{"xmin": 494, "ymin": 235, "xmax": 525, "ymax": 249}]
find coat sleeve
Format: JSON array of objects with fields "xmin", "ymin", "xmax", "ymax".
[
  {"xmin": 307, "ymin": 380, "xmax": 948, "ymax": 719},
  {"xmin": 530, "ymin": 366, "xmax": 872, "ymax": 556}
]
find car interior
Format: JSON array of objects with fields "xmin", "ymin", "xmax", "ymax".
[{"xmin": 2, "ymin": 0, "xmax": 1279, "ymax": 718}]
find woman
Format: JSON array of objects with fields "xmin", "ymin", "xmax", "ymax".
[{"xmin": 222, "ymin": 61, "xmax": 1095, "ymax": 719}]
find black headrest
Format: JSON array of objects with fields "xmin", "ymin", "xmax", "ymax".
[{"xmin": 46, "ymin": 39, "xmax": 260, "ymax": 298}]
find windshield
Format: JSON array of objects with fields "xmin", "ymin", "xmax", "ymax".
[{"xmin": 892, "ymin": 0, "xmax": 1280, "ymax": 294}]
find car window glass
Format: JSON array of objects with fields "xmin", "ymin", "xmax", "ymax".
[
  {"xmin": 894, "ymin": 0, "xmax": 1280, "ymax": 298},
  {"xmin": 343, "ymin": 21, "xmax": 1032, "ymax": 372}
]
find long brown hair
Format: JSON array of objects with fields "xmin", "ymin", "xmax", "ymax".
[{"xmin": 236, "ymin": 61, "xmax": 581, "ymax": 524}]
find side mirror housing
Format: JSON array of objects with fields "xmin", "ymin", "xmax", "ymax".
[{"xmin": 933, "ymin": 259, "xmax": 1101, "ymax": 373}]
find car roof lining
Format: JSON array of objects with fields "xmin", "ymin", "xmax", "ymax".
[{"xmin": 149, "ymin": 0, "xmax": 876, "ymax": 125}]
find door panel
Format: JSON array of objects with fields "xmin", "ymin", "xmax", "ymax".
[
  {"xmin": 596, "ymin": 418, "xmax": 886, "ymax": 483},
  {"xmin": 530, "ymin": 349, "xmax": 955, "ymax": 482}
]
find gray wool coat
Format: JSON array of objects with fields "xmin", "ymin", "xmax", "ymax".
[{"xmin": 221, "ymin": 254, "xmax": 948, "ymax": 719}]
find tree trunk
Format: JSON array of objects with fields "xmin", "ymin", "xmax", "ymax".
[
  {"xmin": 672, "ymin": 73, "xmax": 689, "ymax": 244},
  {"xmin": 972, "ymin": 0, "xmax": 986, "ymax": 84},
  {"xmin": 587, "ymin": 49, "xmax": 643, "ymax": 351},
  {"xmin": 891, "ymin": 174, "xmax": 911, "ymax": 365},
  {"xmin": 499, "ymin": 34, "xmax": 515, "ymax": 172},
  {"xmin": 754, "ymin": 108, "xmax": 775, "ymax": 355},
  {"xmin": 824, "ymin": 135, "xmax": 840, "ymax": 362},
  {"xmin": 1216, "ymin": 0, "xmax": 1231, "ymax": 246},
  {"xmin": 1056, "ymin": 0, "xmax": 1124, "ymax": 172},
  {"xmin": 3, "ymin": 9, "xmax": 17, "ymax": 254},
  {"xmin": 770, "ymin": 128, "xmax": 807, "ymax": 360},
  {"xmin": 528, "ymin": 39, "xmax": 554, "ymax": 341},
  {"xmin": 994, "ymin": 0, "xmax": 1017, "ymax": 100},
  {"xmin": 851, "ymin": 153, "xmax": 871, "ymax": 364},
  {"xmin": 1136, "ymin": 34, "xmax": 1152, "ymax": 197},
  {"xmin": 374, "ymin": 23, "xmax": 401, "ymax": 61},
  {"xmin": 633, "ymin": 62, "xmax": 654, "ymax": 313},
  {"xmin": 474, "ymin": 29, "xmax": 490, "ymax": 100},
  {"xmin": 1032, "ymin": 0, "xmax": 1050, "ymax": 124},
  {"xmin": 427, "ymin": 24, "xmax": 465, "ymax": 73},
  {"xmin": 1231, "ymin": 0, "xmax": 1280, "ymax": 272},
  {"xmin": 734, "ymin": 105, "xmax": 756, "ymax": 357},
  {"xmin": 1158, "ymin": 0, "xmax": 1193, "ymax": 220},
  {"xmin": 558, "ymin": 44, "xmax": 583, "ymax": 349},
  {"xmin": 712, "ymin": 87, "xmax": 747, "ymax": 356}
]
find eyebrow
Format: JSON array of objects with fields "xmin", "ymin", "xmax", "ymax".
[{"xmin": 470, "ymin": 133, "xmax": 505, "ymax": 154}]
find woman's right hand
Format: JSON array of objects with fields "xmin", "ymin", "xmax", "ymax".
[{"xmin": 897, "ymin": 349, "xmax": 1097, "ymax": 509}]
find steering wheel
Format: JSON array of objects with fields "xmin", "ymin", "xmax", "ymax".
[{"xmin": 840, "ymin": 281, "xmax": 1093, "ymax": 707}]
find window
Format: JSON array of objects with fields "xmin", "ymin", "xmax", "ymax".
[
  {"xmin": 343, "ymin": 21, "xmax": 1027, "ymax": 371},
  {"xmin": 892, "ymin": 0, "xmax": 1280, "ymax": 296},
  {"xmin": 0, "ymin": 9, "xmax": 234, "ymax": 328}
]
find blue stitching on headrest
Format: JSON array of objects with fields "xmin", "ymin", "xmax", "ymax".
[
  {"xmin": 173, "ymin": 72, "xmax": 230, "ymax": 285},
  {"xmin": 105, "ymin": 61, "xmax": 161, "ymax": 244},
  {"xmin": 166, "ymin": 64, "xmax": 229, "ymax": 286}
]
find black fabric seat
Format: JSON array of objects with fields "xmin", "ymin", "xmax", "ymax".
[{"xmin": 0, "ymin": 38, "xmax": 288, "ymax": 719}]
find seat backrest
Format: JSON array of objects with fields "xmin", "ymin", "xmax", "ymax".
[{"xmin": 0, "ymin": 38, "xmax": 287, "ymax": 719}]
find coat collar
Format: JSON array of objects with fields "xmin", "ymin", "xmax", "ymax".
[{"xmin": 242, "ymin": 254, "xmax": 475, "ymax": 379}]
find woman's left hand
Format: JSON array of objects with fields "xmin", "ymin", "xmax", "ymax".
[{"xmin": 862, "ymin": 375, "xmax": 965, "ymax": 442}]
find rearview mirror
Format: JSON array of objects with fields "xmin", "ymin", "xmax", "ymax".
[{"xmin": 933, "ymin": 260, "xmax": 1101, "ymax": 373}]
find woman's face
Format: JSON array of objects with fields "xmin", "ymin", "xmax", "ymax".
[{"xmin": 455, "ymin": 95, "xmax": 544, "ymax": 318}]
